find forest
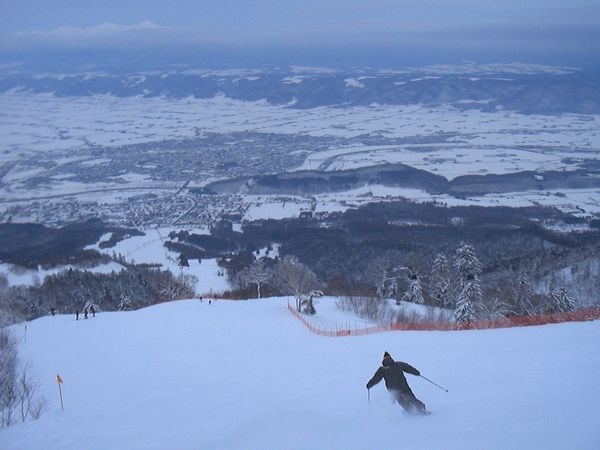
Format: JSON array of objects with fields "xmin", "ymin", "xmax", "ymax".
[
  {"xmin": 174, "ymin": 199, "xmax": 600, "ymax": 321},
  {"xmin": 1, "ymin": 199, "xmax": 599, "ymax": 325}
]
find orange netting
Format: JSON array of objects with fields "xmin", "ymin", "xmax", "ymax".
[{"xmin": 287, "ymin": 302, "xmax": 600, "ymax": 337}]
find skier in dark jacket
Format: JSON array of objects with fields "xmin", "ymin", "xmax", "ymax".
[{"xmin": 366, "ymin": 351, "xmax": 428, "ymax": 415}]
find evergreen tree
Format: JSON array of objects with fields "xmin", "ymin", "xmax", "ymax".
[
  {"xmin": 454, "ymin": 282, "xmax": 480, "ymax": 324},
  {"xmin": 402, "ymin": 275, "xmax": 425, "ymax": 304},
  {"xmin": 118, "ymin": 296, "xmax": 134, "ymax": 311},
  {"xmin": 178, "ymin": 253, "xmax": 189, "ymax": 267},
  {"xmin": 430, "ymin": 253, "xmax": 452, "ymax": 308},
  {"xmin": 299, "ymin": 290, "xmax": 323, "ymax": 315},
  {"xmin": 453, "ymin": 243, "xmax": 483, "ymax": 323},
  {"xmin": 454, "ymin": 243, "xmax": 482, "ymax": 290}
]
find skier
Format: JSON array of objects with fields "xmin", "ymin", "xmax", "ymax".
[{"xmin": 366, "ymin": 351, "xmax": 428, "ymax": 415}]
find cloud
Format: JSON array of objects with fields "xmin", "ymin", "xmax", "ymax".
[
  {"xmin": 4, "ymin": 21, "xmax": 184, "ymax": 50},
  {"xmin": 16, "ymin": 20, "xmax": 164, "ymax": 38},
  {"xmin": 1, "ymin": 10, "xmax": 598, "ymax": 67}
]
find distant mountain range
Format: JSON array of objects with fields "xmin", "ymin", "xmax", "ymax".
[{"xmin": 1, "ymin": 64, "xmax": 599, "ymax": 114}]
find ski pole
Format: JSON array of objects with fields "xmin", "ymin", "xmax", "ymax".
[{"xmin": 420, "ymin": 375, "xmax": 448, "ymax": 392}]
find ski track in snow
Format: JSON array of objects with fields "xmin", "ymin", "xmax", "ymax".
[{"xmin": 1, "ymin": 297, "xmax": 600, "ymax": 450}]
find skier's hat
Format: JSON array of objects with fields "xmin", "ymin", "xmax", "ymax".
[{"xmin": 382, "ymin": 351, "xmax": 393, "ymax": 363}]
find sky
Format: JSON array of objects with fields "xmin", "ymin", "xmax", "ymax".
[
  {"xmin": 2, "ymin": 296, "xmax": 599, "ymax": 450},
  {"xmin": 1, "ymin": 0, "xmax": 600, "ymax": 68}
]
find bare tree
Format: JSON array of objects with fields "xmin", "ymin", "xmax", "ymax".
[
  {"xmin": 274, "ymin": 256, "xmax": 320, "ymax": 312},
  {"xmin": 0, "ymin": 328, "xmax": 18, "ymax": 427},
  {"xmin": 512, "ymin": 272, "xmax": 536, "ymax": 316},
  {"xmin": 241, "ymin": 259, "xmax": 273, "ymax": 299},
  {"xmin": 17, "ymin": 364, "xmax": 47, "ymax": 423},
  {"xmin": 159, "ymin": 272, "xmax": 197, "ymax": 301},
  {"xmin": 337, "ymin": 295, "xmax": 396, "ymax": 324},
  {"xmin": 479, "ymin": 282, "xmax": 513, "ymax": 320},
  {"xmin": 1, "ymin": 328, "xmax": 46, "ymax": 427},
  {"xmin": 549, "ymin": 287, "xmax": 577, "ymax": 313},
  {"xmin": 368, "ymin": 256, "xmax": 399, "ymax": 298}
]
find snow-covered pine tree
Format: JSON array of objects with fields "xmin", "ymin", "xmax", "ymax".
[
  {"xmin": 178, "ymin": 253, "xmax": 189, "ymax": 267},
  {"xmin": 430, "ymin": 253, "xmax": 452, "ymax": 308},
  {"xmin": 299, "ymin": 290, "xmax": 323, "ymax": 315},
  {"xmin": 401, "ymin": 275, "xmax": 425, "ymax": 304},
  {"xmin": 118, "ymin": 295, "xmax": 134, "ymax": 311},
  {"xmin": 454, "ymin": 281, "xmax": 480, "ymax": 324},
  {"xmin": 549, "ymin": 287, "xmax": 577, "ymax": 313},
  {"xmin": 454, "ymin": 243, "xmax": 482, "ymax": 289},
  {"xmin": 453, "ymin": 243, "xmax": 483, "ymax": 323}
]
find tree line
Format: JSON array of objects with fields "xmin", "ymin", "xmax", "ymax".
[
  {"xmin": 0, "ymin": 263, "xmax": 196, "ymax": 326},
  {"xmin": 226, "ymin": 241, "xmax": 585, "ymax": 325}
]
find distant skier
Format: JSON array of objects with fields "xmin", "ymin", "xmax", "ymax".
[{"xmin": 366, "ymin": 351, "xmax": 428, "ymax": 415}]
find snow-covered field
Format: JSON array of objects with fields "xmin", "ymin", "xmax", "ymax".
[
  {"xmin": 90, "ymin": 228, "xmax": 232, "ymax": 296},
  {"xmin": 1, "ymin": 91, "xmax": 600, "ymax": 225},
  {"xmin": 2, "ymin": 296, "xmax": 599, "ymax": 450},
  {"xmin": 296, "ymin": 143, "xmax": 597, "ymax": 178},
  {"xmin": 1, "ymin": 92, "xmax": 599, "ymax": 171},
  {"xmin": 0, "ymin": 228, "xmax": 232, "ymax": 296}
]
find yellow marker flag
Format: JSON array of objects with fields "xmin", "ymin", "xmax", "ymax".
[{"xmin": 56, "ymin": 374, "xmax": 64, "ymax": 411}]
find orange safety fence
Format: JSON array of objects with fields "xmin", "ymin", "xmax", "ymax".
[
  {"xmin": 287, "ymin": 302, "xmax": 600, "ymax": 337},
  {"xmin": 287, "ymin": 302, "xmax": 390, "ymax": 337}
]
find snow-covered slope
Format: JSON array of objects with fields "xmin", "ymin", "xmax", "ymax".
[{"xmin": 2, "ymin": 297, "xmax": 599, "ymax": 450}]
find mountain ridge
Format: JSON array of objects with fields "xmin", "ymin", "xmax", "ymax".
[{"xmin": 2, "ymin": 66, "xmax": 599, "ymax": 114}]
